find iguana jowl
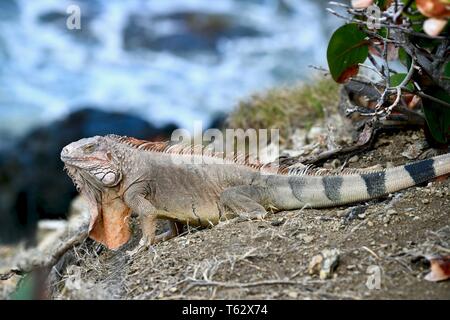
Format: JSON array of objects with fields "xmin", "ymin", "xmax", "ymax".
[{"xmin": 61, "ymin": 134, "xmax": 450, "ymax": 249}]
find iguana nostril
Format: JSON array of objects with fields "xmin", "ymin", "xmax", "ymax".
[{"xmin": 61, "ymin": 147, "xmax": 69, "ymax": 156}]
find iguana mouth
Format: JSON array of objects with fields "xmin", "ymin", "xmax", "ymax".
[{"xmin": 61, "ymin": 155, "xmax": 108, "ymax": 166}]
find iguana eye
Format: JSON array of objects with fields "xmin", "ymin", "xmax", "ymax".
[{"xmin": 83, "ymin": 144, "xmax": 95, "ymax": 154}]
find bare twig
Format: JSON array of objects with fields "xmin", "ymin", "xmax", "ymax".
[
  {"xmin": 416, "ymin": 91, "xmax": 450, "ymax": 109},
  {"xmin": 368, "ymin": 53, "xmax": 384, "ymax": 76},
  {"xmin": 382, "ymin": 29, "xmax": 391, "ymax": 89},
  {"xmin": 359, "ymin": 63, "xmax": 384, "ymax": 79},
  {"xmin": 382, "ymin": 58, "xmax": 417, "ymax": 117},
  {"xmin": 307, "ymin": 65, "xmax": 330, "ymax": 75},
  {"xmin": 361, "ymin": 246, "xmax": 381, "ymax": 260},
  {"xmin": 0, "ymin": 217, "xmax": 89, "ymax": 280},
  {"xmin": 182, "ymin": 279, "xmax": 313, "ymax": 294}
]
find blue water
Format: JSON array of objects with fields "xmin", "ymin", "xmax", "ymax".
[{"xmin": 0, "ymin": 0, "xmax": 339, "ymax": 143}]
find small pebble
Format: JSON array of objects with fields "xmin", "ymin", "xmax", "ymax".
[
  {"xmin": 303, "ymin": 235, "xmax": 314, "ymax": 244},
  {"xmin": 349, "ymin": 155, "xmax": 359, "ymax": 163},
  {"xmin": 331, "ymin": 159, "xmax": 341, "ymax": 169},
  {"xmin": 271, "ymin": 218, "xmax": 285, "ymax": 226}
]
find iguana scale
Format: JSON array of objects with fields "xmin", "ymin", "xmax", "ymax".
[{"xmin": 60, "ymin": 134, "xmax": 450, "ymax": 249}]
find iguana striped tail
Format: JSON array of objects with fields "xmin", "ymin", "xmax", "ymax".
[{"xmin": 272, "ymin": 153, "xmax": 450, "ymax": 209}]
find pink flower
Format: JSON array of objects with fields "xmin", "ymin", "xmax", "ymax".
[{"xmin": 351, "ymin": 0, "xmax": 375, "ymax": 9}]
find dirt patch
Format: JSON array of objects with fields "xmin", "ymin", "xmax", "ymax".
[{"xmin": 43, "ymin": 130, "xmax": 450, "ymax": 300}]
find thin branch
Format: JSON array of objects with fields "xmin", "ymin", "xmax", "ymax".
[
  {"xmin": 382, "ymin": 29, "xmax": 391, "ymax": 88},
  {"xmin": 359, "ymin": 63, "xmax": 384, "ymax": 79},
  {"xmin": 183, "ymin": 278, "xmax": 313, "ymax": 294},
  {"xmin": 402, "ymin": 0, "xmax": 414, "ymax": 13},
  {"xmin": 365, "ymin": 30, "xmax": 403, "ymax": 44},
  {"xmin": 307, "ymin": 65, "xmax": 329, "ymax": 74},
  {"xmin": 400, "ymin": 58, "xmax": 416, "ymax": 88},
  {"xmin": 368, "ymin": 54, "xmax": 384, "ymax": 76},
  {"xmin": 328, "ymin": 1, "xmax": 351, "ymax": 9},
  {"xmin": 351, "ymin": 77, "xmax": 450, "ymax": 111},
  {"xmin": 373, "ymin": 58, "xmax": 416, "ymax": 117},
  {"xmin": 416, "ymin": 91, "xmax": 450, "ymax": 110},
  {"xmin": 328, "ymin": 7, "xmax": 447, "ymax": 40}
]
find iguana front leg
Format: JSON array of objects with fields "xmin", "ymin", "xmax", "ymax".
[{"xmin": 123, "ymin": 185, "xmax": 158, "ymax": 245}]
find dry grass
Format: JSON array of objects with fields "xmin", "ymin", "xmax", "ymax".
[{"xmin": 227, "ymin": 76, "xmax": 340, "ymax": 144}]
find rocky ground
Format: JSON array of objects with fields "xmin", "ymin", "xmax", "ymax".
[
  {"xmin": 1, "ymin": 77, "xmax": 449, "ymax": 300},
  {"xmin": 2, "ymin": 129, "xmax": 448, "ymax": 300}
]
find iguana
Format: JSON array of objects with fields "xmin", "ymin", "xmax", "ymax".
[{"xmin": 59, "ymin": 134, "xmax": 450, "ymax": 250}]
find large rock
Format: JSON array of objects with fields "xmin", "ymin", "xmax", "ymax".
[
  {"xmin": 0, "ymin": 0, "xmax": 19, "ymax": 21},
  {"xmin": 0, "ymin": 108, "xmax": 177, "ymax": 244},
  {"xmin": 123, "ymin": 11, "xmax": 262, "ymax": 54},
  {"xmin": 37, "ymin": 0, "xmax": 102, "ymax": 44}
]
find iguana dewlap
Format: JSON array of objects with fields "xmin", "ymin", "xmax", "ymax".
[{"xmin": 61, "ymin": 135, "xmax": 450, "ymax": 249}]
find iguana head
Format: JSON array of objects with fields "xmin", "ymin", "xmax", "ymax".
[
  {"xmin": 61, "ymin": 136, "xmax": 131, "ymax": 250},
  {"xmin": 61, "ymin": 136, "xmax": 123, "ymax": 189}
]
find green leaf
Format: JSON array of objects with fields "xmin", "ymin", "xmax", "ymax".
[
  {"xmin": 401, "ymin": 0, "xmax": 417, "ymax": 8},
  {"xmin": 415, "ymin": 38, "xmax": 441, "ymax": 50},
  {"xmin": 444, "ymin": 61, "xmax": 450, "ymax": 78},
  {"xmin": 398, "ymin": 48, "xmax": 412, "ymax": 69},
  {"xmin": 376, "ymin": 0, "xmax": 390, "ymax": 10},
  {"xmin": 377, "ymin": 27, "xmax": 388, "ymax": 38},
  {"xmin": 422, "ymin": 88, "xmax": 450, "ymax": 144},
  {"xmin": 327, "ymin": 24, "xmax": 369, "ymax": 83},
  {"xmin": 390, "ymin": 73, "xmax": 414, "ymax": 91},
  {"xmin": 402, "ymin": 0, "xmax": 418, "ymax": 12},
  {"xmin": 402, "ymin": 3, "xmax": 426, "ymax": 33}
]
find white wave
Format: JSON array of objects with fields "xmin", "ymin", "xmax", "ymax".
[{"xmin": 0, "ymin": 0, "xmax": 339, "ymax": 138}]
